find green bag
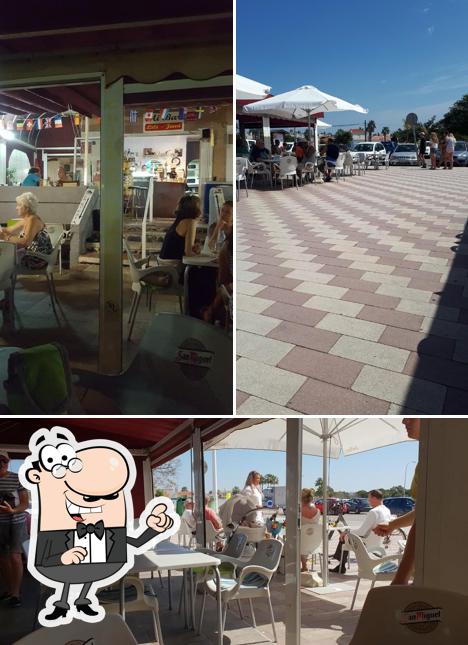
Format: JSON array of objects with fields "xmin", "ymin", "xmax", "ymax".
[{"xmin": 4, "ymin": 343, "xmax": 73, "ymax": 414}]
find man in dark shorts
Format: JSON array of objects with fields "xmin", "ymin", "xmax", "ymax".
[
  {"xmin": 418, "ymin": 132, "xmax": 427, "ymax": 168},
  {"xmin": 0, "ymin": 450, "xmax": 29, "ymax": 608}
]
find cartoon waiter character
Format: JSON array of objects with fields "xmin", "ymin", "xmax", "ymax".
[{"xmin": 19, "ymin": 426, "xmax": 179, "ymax": 626}]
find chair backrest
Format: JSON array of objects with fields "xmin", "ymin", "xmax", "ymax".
[
  {"xmin": 248, "ymin": 538, "xmax": 283, "ymax": 572},
  {"xmin": 303, "ymin": 161, "xmax": 315, "ymax": 171},
  {"xmin": 224, "ymin": 531, "xmax": 248, "ymax": 558},
  {"xmin": 13, "ymin": 614, "xmax": 137, "ymax": 645},
  {"xmin": 123, "ymin": 237, "xmax": 143, "ymax": 284},
  {"xmin": 346, "ymin": 533, "xmax": 382, "ymax": 578},
  {"xmin": 177, "ymin": 516, "xmax": 195, "ymax": 546},
  {"xmin": 279, "ymin": 156, "xmax": 297, "ymax": 174},
  {"xmin": 335, "ymin": 153, "xmax": 345, "ymax": 169},
  {"xmin": 205, "ymin": 520, "xmax": 219, "ymax": 543},
  {"xmin": 0, "ymin": 241, "xmax": 16, "ymax": 290},
  {"xmin": 235, "ymin": 525, "xmax": 266, "ymax": 544},
  {"xmin": 301, "ymin": 522, "xmax": 322, "ymax": 556},
  {"xmin": 358, "ymin": 152, "xmax": 366, "ymax": 163},
  {"xmin": 236, "ymin": 157, "xmax": 248, "ymax": 175},
  {"xmin": 344, "ymin": 151, "xmax": 354, "ymax": 166},
  {"xmin": 45, "ymin": 223, "xmax": 65, "ymax": 248},
  {"xmin": 350, "ymin": 585, "xmax": 468, "ymax": 645}
]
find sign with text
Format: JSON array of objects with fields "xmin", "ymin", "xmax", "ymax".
[{"xmin": 144, "ymin": 108, "xmax": 184, "ymax": 133}]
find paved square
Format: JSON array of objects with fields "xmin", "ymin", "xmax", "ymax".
[{"xmin": 236, "ymin": 166, "xmax": 468, "ymax": 413}]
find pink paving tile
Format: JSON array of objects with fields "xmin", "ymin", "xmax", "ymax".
[
  {"xmin": 250, "ymin": 253, "xmax": 285, "ymax": 266},
  {"xmin": 253, "ymin": 275, "xmax": 305, "ymax": 290},
  {"xmin": 287, "ymin": 378, "xmax": 389, "ymax": 414},
  {"xmin": 278, "ymin": 346, "xmax": 363, "ymax": 388},
  {"xmin": 268, "ymin": 320, "xmax": 340, "ymax": 352},
  {"xmin": 341, "ymin": 289, "xmax": 401, "ymax": 309},
  {"xmin": 262, "ymin": 302, "xmax": 326, "ymax": 327},
  {"xmin": 256, "ymin": 286, "xmax": 311, "ymax": 306},
  {"xmin": 329, "ymin": 276, "xmax": 378, "ymax": 293},
  {"xmin": 310, "ymin": 256, "xmax": 353, "ymax": 268},
  {"xmin": 236, "ymin": 390, "xmax": 249, "ymax": 407},
  {"xmin": 407, "ymin": 278, "xmax": 448, "ymax": 292},
  {"xmin": 251, "ymin": 264, "xmax": 293, "ymax": 277},
  {"xmin": 317, "ymin": 265, "xmax": 365, "ymax": 280},
  {"xmin": 403, "ymin": 352, "xmax": 468, "ymax": 390},
  {"xmin": 379, "ymin": 327, "xmax": 455, "ymax": 359},
  {"xmin": 357, "ymin": 305, "xmax": 424, "ymax": 331}
]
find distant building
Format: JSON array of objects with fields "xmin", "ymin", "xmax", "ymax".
[{"xmin": 351, "ymin": 128, "xmax": 366, "ymax": 141}]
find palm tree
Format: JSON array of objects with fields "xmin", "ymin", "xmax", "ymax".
[
  {"xmin": 382, "ymin": 126, "xmax": 390, "ymax": 141},
  {"xmin": 367, "ymin": 120, "xmax": 376, "ymax": 141}
]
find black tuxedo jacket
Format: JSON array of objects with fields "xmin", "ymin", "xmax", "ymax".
[{"xmin": 35, "ymin": 526, "xmax": 157, "ymax": 567}]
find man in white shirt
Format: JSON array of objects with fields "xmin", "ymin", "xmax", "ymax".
[{"xmin": 330, "ymin": 489, "xmax": 391, "ymax": 573}]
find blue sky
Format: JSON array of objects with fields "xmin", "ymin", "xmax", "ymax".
[
  {"xmin": 237, "ymin": 0, "xmax": 468, "ymax": 132},
  {"xmin": 173, "ymin": 441, "xmax": 419, "ymax": 494}
]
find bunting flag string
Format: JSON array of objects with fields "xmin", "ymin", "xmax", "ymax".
[{"xmin": 1, "ymin": 114, "xmax": 72, "ymax": 132}]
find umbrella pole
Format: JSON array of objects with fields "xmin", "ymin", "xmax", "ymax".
[
  {"xmin": 322, "ymin": 422, "xmax": 329, "ymax": 587},
  {"xmin": 307, "ymin": 110, "xmax": 311, "ymax": 143}
]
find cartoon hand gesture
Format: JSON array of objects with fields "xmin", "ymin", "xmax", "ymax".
[
  {"xmin": 61, "ymin": 547, "xmax": 88, "ymax": 565},
  {"xmin": 146, "ymin": 503, "xmax": 174, "ymax": 533}
]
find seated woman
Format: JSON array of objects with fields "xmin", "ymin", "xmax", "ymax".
[
  {"xmin": 0, "ymin": 192, "xmax": 52, "ymax": 269},
  {"xmin": 158, "ymin": 194, "xmax": 201, "ymax": 283}
]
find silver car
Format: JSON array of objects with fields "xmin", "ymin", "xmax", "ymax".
[
  {"xmin": 351, "ymin": 141, "xmax": 387, "ymax": 164},
  {"xmin": 389, "ymin": 143, "xmax": 418, "ymax": 166}
]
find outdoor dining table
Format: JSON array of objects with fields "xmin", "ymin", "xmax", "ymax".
[{"xmin": 122, "ymin": 541, "xmax": 223, "ymax": 644}]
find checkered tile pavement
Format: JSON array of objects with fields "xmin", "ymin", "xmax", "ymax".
[{"xmin": 236, "ymin": 166, "xmax": 468, "ymax": 414}]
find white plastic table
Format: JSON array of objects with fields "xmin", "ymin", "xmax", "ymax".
[
  {"xmin": 122, "ymin": 544, "xmax": 222, "ymax": 645},
  {"xmin": 182, "ymin": 254, "xmax": 218, "ymax": 267}
]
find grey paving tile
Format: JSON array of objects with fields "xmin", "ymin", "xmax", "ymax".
[
  {"xmin": 236, "ymin": 310, "xmax": 282, "ymax": 336},
  {"xmin": 316, "ymin": 313, "xmax": 385, "ymax": 341},
  {"xmin": 303, "ymin": 296, "xmax": 363, "ymax": 317},
  {"xmin": 236, "ymin": 357, "xmax": 307, "ymax": 405},
  {"xmin": 236, "ymin": 330, "xmax": 294, "ymax": 366},
  {"xmin": 237, "ymin": 293, "xmax": 275, "ymax": 314},
  {"xmin": 352, "ymin": 365, "xmax": 446, "ymax": 413},
  {"xmin": 330, "ymin": 335, "xmax": 409, "ymax": 372},
  {"xmin": 237, "ymin": 396, "xmax": 297, "ymax": 415}
]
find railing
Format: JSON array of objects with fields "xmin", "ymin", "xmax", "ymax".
[{"xmin": 141, "ymin": 176, "xmax": 154, "ymax": 259}]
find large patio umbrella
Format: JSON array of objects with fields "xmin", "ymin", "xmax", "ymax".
[
  {"xmin": 243, "ymin": 84, "xmax": 368, "ymax": 148},
  {"xmin": 236, "ymin": 74, "xmax": 271, "ymax": 100},
  {"xmin": 208, "ymin": 417, "xmax": 409, "ymax": 587}
]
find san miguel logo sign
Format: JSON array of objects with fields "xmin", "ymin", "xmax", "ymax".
[
  {"xmin": 400, "ymin": 602, "xmax": 442, "ymax": 634},
  {"xmin": 144, "ymin": 109, "xmax": 184, "ymax": 133}
]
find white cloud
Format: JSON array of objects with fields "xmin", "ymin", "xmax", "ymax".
[
  {"xmin": 423, "ymin": 6, "xmax": 430, "ymax": 12},
  {"xmin": 427, "ymin": 25, "xmax": 435, "ymax": 36}
]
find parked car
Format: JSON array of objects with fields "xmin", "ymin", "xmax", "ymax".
[
  {"xmin": 347, "ymin": 497, "xmax": 372, "ymax": 514},
  {"xmin": 351, "ymin": 141, "xmax": 387, "ymax": 164},
  {"xmin": 383, "ymin": 496, "xmax": 415, "ymax": 516},
  {"xmin": 389, "ymin": 143, "xmax": 418, "ymax": 166},
  {"xmin": 315, "ymin": 498, "xmax": 348, "ymax": 515},
  {"xmin": 453, "ymin": 141, "xmax": 468, "ymax": 166}
]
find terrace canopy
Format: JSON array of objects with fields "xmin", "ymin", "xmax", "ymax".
[{"xmin": 236, "ymin": 74, "xmax": 271, "ymax": 101}]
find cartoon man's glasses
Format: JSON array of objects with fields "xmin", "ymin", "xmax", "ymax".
[{"xmin": 39, "ymin": 443, "xmax": 83, "ymax": 479}]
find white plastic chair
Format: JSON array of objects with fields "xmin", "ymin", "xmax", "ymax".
[
  {"xmin": 344, "ymin": 151, "xmax": 354, "ymax": 176},
  {"xmin": 354, "ymin": 152, "xmax": 367, "ymax": 176},
  {"xmin": 384, "ymin": 153, "xmax": 390, "ymax": 169},
  {"xmin": 301, "ymin": 522, "xmax": 323, "ymax": 572},
  {"xmin": 350, "ymin": 585, "xmax": 468, "ymax": 644},
  {"xmin": 0, "ymin": 241, "xmax": 16, "ymax": 328},
  {"xmin": 331, "ymin": 153, "xmax": 346, "ymax": 181},
  {"xmin": 300, "ymin": 161, "xmax": 316, "ymax": 185},
  {"xmin": 100, "ymin": 576, "xmax": 164, "ymax": 644},
  {"xmin": 45, "ymin": 223, "xmax": 67, "ymax": 274},
  {"xmin": 124, "ymin": 238, "xmax": 182, "ymax": 341},
  {"xmin": 346, "ymin": 533, "xmax": 402, "ymax": 610},
  {"xmin": 12, "ymin": 614, "xmax": 137, "ymax": 645},
  {"xmin": 177, "ymin": 515, "xmax": 196, "ymax": 548},
  {"xmin": 248, "ymin": 160, "xmax": 271, "ymax": 188},
  {"xmin": 199, "ymin": 538, "xmax": 284, "ymax": 642},
  {"xmin": 16, "ymin": 228, "xmax": 65, "ymax": 321},
  {"xmin": 236, "ymin": 157, "xmax": 249, "ymax": 200},
  {"xmin": 278, "ymin": 156, "xmax": 298, "ymax": 189}
]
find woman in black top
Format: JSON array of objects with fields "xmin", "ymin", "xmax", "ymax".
[{"xmin": 160, "ymin": 194, "xmax": 201, "ymax": 260}]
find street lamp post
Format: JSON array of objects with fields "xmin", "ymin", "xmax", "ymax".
[{"xmin": 404, "ymin": 461, "xmax": 417, "ymax": 493}]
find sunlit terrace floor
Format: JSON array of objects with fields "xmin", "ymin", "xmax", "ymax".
[{"xmin": 237, "ymin": 166, "xmax": 468, "ymax": 415}]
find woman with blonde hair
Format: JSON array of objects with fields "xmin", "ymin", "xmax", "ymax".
[
  {"xmin": 0, "ymin": 192, "xmax": 52, "ymax": 269},
  {"xmin": 430, "ymin": 132, "xmax": 439, "ymax": 170},
  {"xmin": 301, "ymin": 488, "xmax": 320, "ymax": 571},
  {"xmin": 241, "ymin": 471, "xmax": 264, "ymax": 524}
]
